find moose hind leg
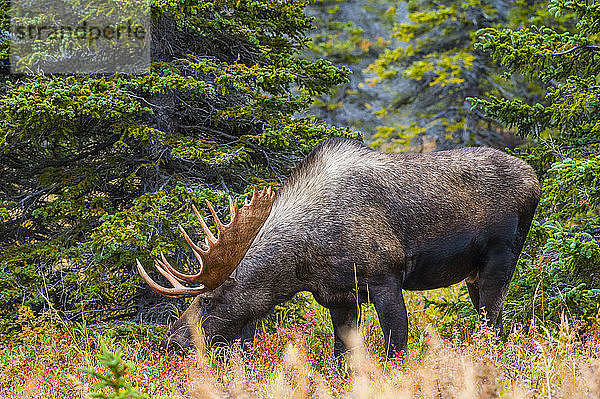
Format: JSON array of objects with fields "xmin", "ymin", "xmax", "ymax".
[
  {"xmin": 329, "ymin": 305, "xmax": 359, "ymax": 358},
  {"xmin": 478, "ymin": 244, "xmax": 519, "ymax": 331},
  {"xmin": 466, "ymin": 280, "xmax": 480, "ymax": 313},
  {"xmin": 371, "ymin": 284, "xmax": 408, "ymax": 357}
]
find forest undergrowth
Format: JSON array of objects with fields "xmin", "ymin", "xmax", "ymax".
[{"xmin": 2, "ymin": 288, "xmax": 599, "ymax": 398}]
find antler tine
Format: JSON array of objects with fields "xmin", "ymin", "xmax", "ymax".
[
  {"xmin": 178, "ymin": 224, "xmax": 205, "ymax": 254},
  {"xmin": 155, "ymin": 258, "xmax": 185, "ymax": 286},
  {"xmin": 192, "ymin": 204, "xmax": 217, "ymax": 245},
  {"xmin": 178, "ymin": 224, "xmax": 207, "ymax": 276},
  {"xmin": 158, "ymin": 251, "xmax": 202, "ymax": 283},
  {"xmin": 205, "ymin": 199, "xmax": 224, "ymax": 231},
  {"xmin": 250, "ymin": 186, "xmax": 259, "ymax": 205},
  {"xmin": 228, "ymin": 196, "xmax": 238, "ymax": 223},
  {"xmin": 136, "ymin": 258, "xmax": 206, "ymax": 298}
]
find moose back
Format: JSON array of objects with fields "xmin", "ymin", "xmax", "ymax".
[{"xmin": 137, "ymin": 138, "xmax": 540, "ymax": 356}]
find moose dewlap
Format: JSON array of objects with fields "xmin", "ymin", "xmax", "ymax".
[{"xmin": 137, "ymin": 138, "xmax": 541, "ymax": 356}]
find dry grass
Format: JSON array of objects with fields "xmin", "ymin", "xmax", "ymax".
[{"xmin": 2, "ymin": 289, "xmax": 600, "ymax": 398}]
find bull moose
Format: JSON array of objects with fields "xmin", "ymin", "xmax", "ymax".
[{"xmin": 137, "ymin": 138, "xmax": 540, "ymax": 356}]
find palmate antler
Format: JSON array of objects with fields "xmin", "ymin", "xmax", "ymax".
[{"xmin": 136, "ymin": 187, "xmax": 275, "ymax": 298}]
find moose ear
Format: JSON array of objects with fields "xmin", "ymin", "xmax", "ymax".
[{"xmin": 230, "ymin": 267, "xmax": 239, "ymax": 281}]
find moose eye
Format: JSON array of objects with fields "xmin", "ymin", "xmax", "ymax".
[{"xmin": 201, "ymin": 298, "xmax": 214, "ymax": 311}]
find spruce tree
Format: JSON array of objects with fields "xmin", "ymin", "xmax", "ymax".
[
  {"xmin": 0, "ymin": 0, "xmax": 360, "ymax": 331},
  {"xmin": 364, "ymin": 0, "xmax": 510, "ymax": 151},
  {"xmin": 471, "ymin": 0, "xmax": 600, "ymax": 323}
]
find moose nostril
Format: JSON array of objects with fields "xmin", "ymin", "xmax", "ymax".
[
  {"xmin": 161, "ymin": 336, "xmax": 192, "ymax": 356},
  {"xmin": 161, "ymin": 325, "xmax": 195, "ymax": 354}
]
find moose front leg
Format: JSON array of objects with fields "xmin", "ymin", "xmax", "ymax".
[
  {"xmin": 240, "ymin": 320, "xmax": 258, "ymax": 348},
  {"xmin": 371, "ymin": 284, "xmax": 408, "ymax": 357},
  {"xmin": 329, "ymin": 304, "xmax": 359, "ymax": 358}
]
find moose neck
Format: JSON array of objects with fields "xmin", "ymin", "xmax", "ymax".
[
  {"xmin": 219, "ymin": 155, "xmax": 338, "ymax": 322},
  {"xmin": 234, "ymin": 230, "xmax": 307, "ymax": 304}
]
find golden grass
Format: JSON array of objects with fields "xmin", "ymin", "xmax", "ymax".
[{"xmin": 2, "ymin": 288, "xmax": 600, "ymax": 398}]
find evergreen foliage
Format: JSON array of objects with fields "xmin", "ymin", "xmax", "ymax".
[
  {"xmin": 365, "ymin": 0, "xmax": 511, "ymax": 150},
  {"xmin": 0, "ymin": 0, "xmax": 361, "ymax": 333},
  {"xmin": 470, "ymin": 0, "xmax": 600, "ymax": 324},
  {"xmin": 86, "ymin": 341, "xmax": 144, "ymax": 399},
  {"xmin": 303, "ymin": 0, "xmax": 392, "ymax": 134},
  {"xmin": 309, "ymin": 0, "xmax": 386, "ymax": 65}
]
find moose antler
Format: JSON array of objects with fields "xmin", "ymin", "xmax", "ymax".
[{"xmin": 136, "ymin": 187, "xmax": 275, "ymax": 298}]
